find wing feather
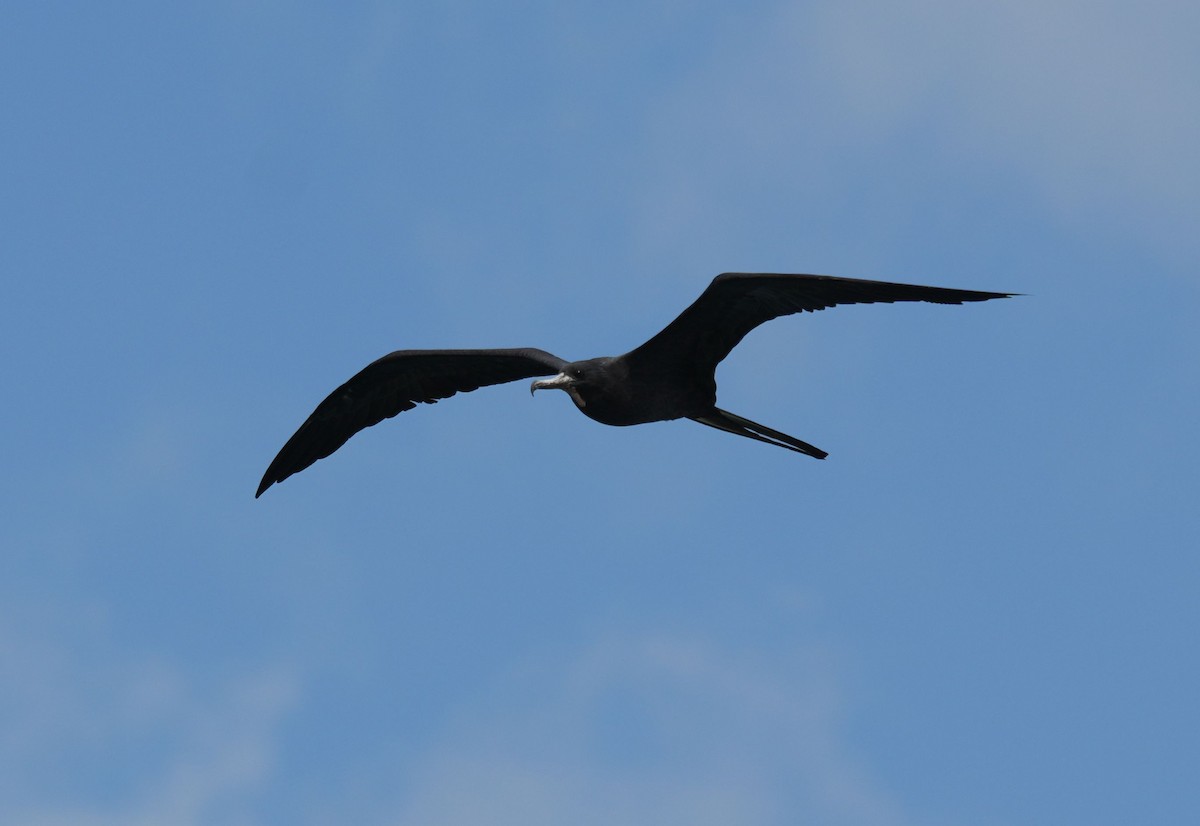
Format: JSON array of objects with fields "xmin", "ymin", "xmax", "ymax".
[
  {"xmin": 256, "ymin": 348, "xmax": 567, "ymax": 496},
  {"xmin": 626, "ymin": 273, "xmax": 1012, "ymax": 375}
]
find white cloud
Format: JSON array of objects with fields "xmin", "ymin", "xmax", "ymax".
[
  {"xmin": 377, "ymin": 632, "xmax": 906, "ymax": 826},
  {"xmin": 815, "ymin": 1, "xmax": 1199, "ymax": 235},
  {"xmin": 635, "ymin": 0, "xmax": 1200, "ymax": 265}
]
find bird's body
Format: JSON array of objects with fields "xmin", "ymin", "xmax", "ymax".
[
  {"xmin": 537, "ymin": 356, "xmax": 714, "ymax": 427},
  {"xmin": 257, "ymin": 273, "xmax": 1012, "ymax": 497}
]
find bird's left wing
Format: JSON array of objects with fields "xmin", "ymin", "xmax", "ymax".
[
  {"xmin": 257, "ymin": 348, "xmax": 567, "ymax": 497},
  {"xmin": 625, "ymin": 273, "xmax": 1013, "ymax": 377}
]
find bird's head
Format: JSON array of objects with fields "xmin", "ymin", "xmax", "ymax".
[{"xmin": 529, "ymin": 357, "xmax": 615, "ymax": 411}]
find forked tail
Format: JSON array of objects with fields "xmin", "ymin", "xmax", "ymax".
[{"xmin": 689, "ymin": 407, "xmax": 828, "ymax": 459}]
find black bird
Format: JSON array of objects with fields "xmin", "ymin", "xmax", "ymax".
[{"xmin": 256, "ymin": 273, "xmax": 1011, "ymax": 497}]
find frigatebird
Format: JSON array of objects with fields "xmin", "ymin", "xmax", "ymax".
[{"xmin": 256, "ymin": 272, "xmax": 1011, "ymax": 497}]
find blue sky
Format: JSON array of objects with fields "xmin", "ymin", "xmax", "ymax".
[{"xmin": 2, "ymin": 2, "xmax": 1197, "ymax": 824}]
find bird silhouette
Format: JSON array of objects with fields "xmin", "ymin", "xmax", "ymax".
[{"xmin": 256, "ymin": 272, "xmax": 1011, "ymax": 497}]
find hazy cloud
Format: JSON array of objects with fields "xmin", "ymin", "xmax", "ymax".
[
  {"xmin": 381, "ymin": 632, "xmax": 906, "ymax": 826},
  {"xmin": 0, "ymin": 605, "xmax": 297, "ymax": 826}
]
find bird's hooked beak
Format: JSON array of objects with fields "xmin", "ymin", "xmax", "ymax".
[
  {"xmin": 530, "ymin": 373, "xmax": 584, "ymax": 407},
  {"xmin": 530, "ymin": 372, "xmax": 574, "ymax": 396}
]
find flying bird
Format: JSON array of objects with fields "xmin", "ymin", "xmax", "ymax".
[{"xmin": 256, "ymin": 273, "xmax": 1011, "ymax": 497}]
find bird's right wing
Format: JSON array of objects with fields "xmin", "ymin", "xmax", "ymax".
[{"xmin": 257, "ymin": 348, "xmax": 567, "ymax": 497}]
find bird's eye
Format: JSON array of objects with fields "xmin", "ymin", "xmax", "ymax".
[{"xmin": 572, "ymin": 368, "xmax": 583, "ymax": 378}]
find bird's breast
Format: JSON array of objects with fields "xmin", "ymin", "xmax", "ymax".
[{"xmin": 577, "ymin": 374, "xmax": 714, "ymax": 427}]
